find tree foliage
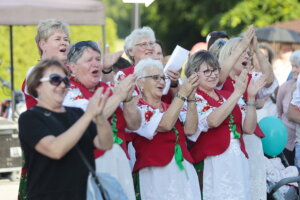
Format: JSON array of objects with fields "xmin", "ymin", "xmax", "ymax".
[
  {"xmin": 142, "ymin": 0, "xmax": 300, "ymax": 54},
  {"xmin": 0, "ymin": 18, "xmax": 118, "ymax": 101}
]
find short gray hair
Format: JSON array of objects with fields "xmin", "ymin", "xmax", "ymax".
[
  {"xmin": 67, "ymin": 41, "xmax": 101, "ymax": 63},
  {"xmin": 134, "ymin": 58, "xmax": 163, "ymax": 79},
  {"xmin": 35, "ymin": 19, "xmax": 70, "ymax": 56},
  {"xmin": 290, "ymin": 50, "xmax": 300, "ymax": 66},
  {"xmin": 124, "ymin": 27, "xmax": 156, "ymax": 62},
  {"xmin": 185, "ymin": 50, "xmax": 219, "ymax": 78}
]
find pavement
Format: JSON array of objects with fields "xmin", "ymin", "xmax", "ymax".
[{"xmin": 0, "ymin": 176, "xmax": 19, "ymax": 200}]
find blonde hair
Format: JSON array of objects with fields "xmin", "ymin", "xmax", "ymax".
[
  {"xmin": 218, "ymin": 37, "xmax": 242, "ymax": 63},
  {"xmin": 35, "ymin": 19, "xmax": 70, "ymax": 56}
]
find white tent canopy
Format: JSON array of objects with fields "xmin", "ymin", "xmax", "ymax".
[
  {"xmin": 0, "ymin": 0, "xmax": 106, "ymax": 120},
  {"xmin": 0, "ymin": 0, "xmax": 105, "ymax": 25}
]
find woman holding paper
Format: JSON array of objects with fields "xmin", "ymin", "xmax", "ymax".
[
  {"xmin": 132, "ymin": 58, "xmax": 201, "ymax": 200},
  {"xmin": 181, "ymin": 50, "xmax": 266, "ymax": 200},
  {"xmin": 114, "ymin": 27, "xmax": 181, "ymax": 102}
]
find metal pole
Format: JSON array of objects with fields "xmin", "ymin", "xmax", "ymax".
[
  {"xmin": 102, "ymin": 24, "xmax": 106, "ymax": 52},
  {"xmin": 132, "ymin": 3, "xmax": 140, "ymax": 30},
  {"xmin": 9, "ymin": 25, "xmax": 16, "ymax": 121}
]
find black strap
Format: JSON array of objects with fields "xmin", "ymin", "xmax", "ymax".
[{"xmin": 76, "ymin": 147, "xmax": 106, "ymax": 199}]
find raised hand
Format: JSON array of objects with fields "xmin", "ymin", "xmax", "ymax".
[
  {"xmin": 86, "ymin": 87, "xmax": 110, "ymax": 119},
  {"xmin": 247, "ymin": 74, "xmax": 267, "ymax": 98},
  {"xmin": 166, "ymin": 69, "xmax": 180, "ymax": 85},
  {"xmin": 114, "ymin": 74, "xmax": 137, "ymax": 101},
  {"xmin": 234, "ymin": 69, "xmax": 248, "ymax": 96},
  {"xmin": 178, "ymin": 72, "xmax": 199, "ymax": 98},
  {"xmin": 241, "ymin": 25, "xmax": 255, "ymax": 50}
]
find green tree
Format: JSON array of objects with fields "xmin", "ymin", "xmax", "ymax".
[
  {"xmin": 142, "ymin": 0, "xmax": 300, "ymax": 54},
  {"xmin": 0, "ymin": 18, "xmax": 118, "ymax": 101}
]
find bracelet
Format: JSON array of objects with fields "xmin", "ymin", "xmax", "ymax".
[
  {"xmin": 170, "ymin": 81, "xmax": 179, "ymax": 88},
  {"xmin": 187, "ymin": 99, "xmax": 197, "ymax": 103},
  {"xmin": 247, "ymin": 102, "xmax": 257, "ymax": 107},
  {"xmin": 175, "ymin": 93, "xmax": 186, "ymax": 101},
  {"xmin": 102, "ymin": 68, "xmax": 113, "ymax": 74}
]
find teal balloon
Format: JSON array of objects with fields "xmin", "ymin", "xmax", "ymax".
[{"xmin": 258, "ymin": 116, "xmax": 288, "ymax": 157}]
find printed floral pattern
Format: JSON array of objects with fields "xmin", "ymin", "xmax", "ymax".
[{"xmin": 145, "ymin": 110, "xmax": 154, "ymax": 122}]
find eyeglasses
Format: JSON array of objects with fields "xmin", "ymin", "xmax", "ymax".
[
  {"xmin": 201, "ymin": 68, "xmax": 220, "ymax": 77},
  {"xmin": 40, "ymin": 74, "xmax": 70, "ymax": 87},
  {"xmin": 139, "ymin": 75, "xmax": 169, "ymax": 82},
  {"xmin": 68, "ymin": 40, "xmax": 100, "ymax": 60},
  {"xmin": 135, "ymin": 41, "xmax": 155, "ymax": 49}
]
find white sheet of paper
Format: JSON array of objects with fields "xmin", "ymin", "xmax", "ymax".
[
  {"xmin": 163, "ymin": 45, "xmax": 189, "ymax": 94},
  {"xmin": 164, "ymin": 45, "xmax": 190, "ymax": 73}
]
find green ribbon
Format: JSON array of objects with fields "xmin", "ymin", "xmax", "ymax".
[
  {"xmin": 229, "ymin": 114, "xmax": 241, "ymax": 139},
  {"xmin": 111, "ymin": 113, "xmax": 123, "ymax": 145},
  {"xmin": 172, "ymin": 127, "xmax": 184, "ymax": 170}
]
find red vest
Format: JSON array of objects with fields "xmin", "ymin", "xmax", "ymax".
[
  {"xmin": 69, "ymin": 78, "xmax": 130, "ymax": 159},
  {"xmin": 190, "ymin": 90, "xmax": 248, "ymax": 164},
  {"xmin": 22, "ymin": 79, "xmax": 38, "ymax": 110},
  {"xmin": 132, "ymin": 99, "xmax": 194, "ymax": 172},
  {"xmin": 221, "ymin": 75, "xmax": 265, "ymax": 138}
]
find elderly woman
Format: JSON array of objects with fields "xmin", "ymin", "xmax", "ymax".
[
  {"xmin": 218, "ymin": 32, "xmax": 277, "ymax": 200},
  {"xmin": 114, "ymin": 27, "xmax": 180, "ymax": 97},
  {"xmin": 131, "ymin": 58, "xmax": 201, "ymax": 200},
  {"xmin": 63, "ymin": 40, "xmax": 139, "ymax": 199},
  {"xmin": 278, "ymin": 50, "xmax": 300, "ymax": 165},
  {"xmin": 22, "ymin": 19, "xmax": 70, "ymax": 110},
  {"xmin": 18, "ymin": 59, "xmax": 113, "ymax": 199},
  {"xmin": 181, "ymin": 51, "xmax": 266, "ymax": 200}
]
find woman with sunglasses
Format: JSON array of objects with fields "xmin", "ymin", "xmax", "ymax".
[
  {"xmin": 63, "ymin": 40, "xmax": 139, "ymax": 199},
  {"xmin": 132, "ymin": 58, "xmax": 201, "ymax": 200},
  {"xmin": 19, "ymin": 19, "xmax": 70, "ymax": 200},
  {"xmin": 182, "ymin": 50, "xmax": 266, "ymax": 200},
  {"xmin": 18, "ymin": 59, "xmax": 113, "ymax": 200}
]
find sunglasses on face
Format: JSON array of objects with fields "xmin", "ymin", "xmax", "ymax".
[
  {"xmin": 201, "ymin": 68, "xmax": 220, "ymax": 77},
  {"xmin": 40, "ymin": 74, "xmax": 70, "ymax": 87},
  {"xmin": 68, "ymin": 40, "xmax": 100, "ymax": 59},
  {"xmin": 135, "ymin": 41, "xmax": 155, "ymax": 49},
  {"xmin": 140, "ymin": 74, "xmax": 169, "ymax": 82}
]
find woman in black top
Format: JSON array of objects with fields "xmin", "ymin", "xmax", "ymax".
[{"xmin": 18, "ymin": 59, "xmax": 113, "ymax": 200}]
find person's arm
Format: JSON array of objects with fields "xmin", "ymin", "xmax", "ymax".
[
  {"xmin": 288, "ymin": 104, "xmax": 300, "ymax": 123},
  {"xmin": 93, "ymin": 114, "xmax": 113, "ymax": 150},
  {"xmin": 123, "ymin": 97, "xmax": 141, "ymax": 130},
  {"xmin": 208, "ymin": 70, "xmax": 248, "ymax": 127},
  {"xmin": 276, "ymin": 83, "xmax": 287, "ymax": 118},
  {"xmin": 242, "ymin": 75, "xmax": 266, "ymax": 134},
  {"xmin": 35, "ymin": 88, "xmax": 111, "ymax": 160},
  {"xmin": 183, "ymin": 89, "xmax": 198, "ymax": 136},
  {"xmin": 166, "ymin": 69, "xmax": 180, "ymax": 96},
  {"xmin": 218, "ymin": 25, "xmax": 255, "ymax": 86},
  {"xmin": 157, "ymin": 73, "xmax": 199, "ymax": 132},
  {"xmin": 253, "ymin": 36, "xmax": 274, "ymax": 87},
  {"xmin": 101, "ymin": 48, "xmax": 123, "ymax": 83}
]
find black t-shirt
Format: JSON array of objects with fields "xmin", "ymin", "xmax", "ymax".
[{"xmin": 18, "ymin": 106, "xmax": 97, "ymax": 200}]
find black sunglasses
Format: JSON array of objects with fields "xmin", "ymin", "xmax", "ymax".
[
  {"xmin": 210, "ymin": 31, "xmax": 229, "ymax": 39},
  {"xmin": 68, "ymin": 40, "xmax": 100, "ymax": 60},
  {"xmin": 40, "ymin": 74, "xmax": 70, "ymax": 87}
]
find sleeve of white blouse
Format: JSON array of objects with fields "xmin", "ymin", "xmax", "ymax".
[
  {"xmin": 251, "ymin": 72, "xmax": 278, "ymax": 99},
  {"xmin": 237, "ymin": 97, "xmax": 247, "ymax": 126},
  {"xmin": 132, "ymin": 105, "xmax": 164, "ymax": 140},
  {"xmin": 291, "ymin": 74, "xmax": 300, "ymax": 107},
  {"xmin": 186, "ymin": 96, "xmax": 216, "ymax": 142},
  {"xmin": 62, "ymin": 88, "xmax": 88, "ymax": 111}
]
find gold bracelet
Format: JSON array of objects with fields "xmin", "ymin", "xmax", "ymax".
[{"xmin": 176, "ymin": 93, "xmax": 186, "ymax": 101}]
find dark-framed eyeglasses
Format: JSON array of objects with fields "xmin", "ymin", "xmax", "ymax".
[
  {"xmin": 68, "ymin": 40, "xmax": 100, "ymax": 60},
  {"xmin": 139, "ymin": 75, "xmax": 169, "ymax": 82},
  {"xmin": 135, "ymin": 41, "xmax": 155, "ymax": 49},
  {"xmin": 40, "ymin": 74, "xmax": 70, "ymax": 87},
  {"xmin": 201, "ymin": 68, "xmax": 220, "ymax": 77}
]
